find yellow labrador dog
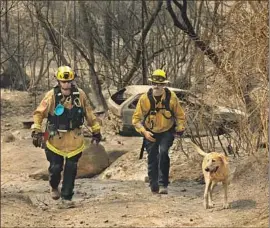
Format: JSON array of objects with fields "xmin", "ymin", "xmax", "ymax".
[{"xmin": 191, "ymin": 142, "xmax": 229, "ymax": 209}]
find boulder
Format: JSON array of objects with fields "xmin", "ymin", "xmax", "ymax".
[
  {"xmin": 29, "ymin": 141, "xmax": 110, "ymax": 180},
  {"xmin": 98, "ymin": 149, "xmax": 147, "ymax": 181},
  {"xmin": 2, "ymin": 132, "xmax": 15, "ymax": 143},
  {"xmin": 77, "ymin": 142, "xmax": 110, "ymax": 178}
]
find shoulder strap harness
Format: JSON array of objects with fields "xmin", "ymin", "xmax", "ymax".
[
  {"xmin": 145, "ymin": 87, "xmax": 173, "ymax": 122},
  {"xmin": 54, "ymin": 85, "xmax": 80, "ymax": 107},
  {"xmin": 47, "ymin": 85, "xmax": 84, "ymax": 133}
]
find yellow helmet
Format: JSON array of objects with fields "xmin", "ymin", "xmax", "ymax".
[
  {"xmin": 56, "ymin": 66, "xmax": 74, "ymax": 81},
  {"xmin": 148, "ymin": 69, "xmax": 169, "ymax": 84}
]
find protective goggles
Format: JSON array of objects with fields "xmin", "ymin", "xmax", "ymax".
[
  {"xmin": 151, "ymin": 75, "xmax": 166, "ymax": 83},
  {"xmin": 63, "ymin": 72, "xmax": 72, "ymax": 79},
  {"xmin": 57, "ymin": 71, "xmax": 74, "ymax": 81}
]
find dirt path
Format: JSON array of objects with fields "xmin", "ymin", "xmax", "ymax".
[
  {"xmin": 1, "ymin": 89, "xmax": 269, "ymax": 227},
  {"xmin": 1, "ymin": 132, "xmax": 268, "ymax": 227}
]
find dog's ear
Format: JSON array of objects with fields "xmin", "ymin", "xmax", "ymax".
[{"xmin": 219, "ymin": 155, "xmax": 228, "ymax": 165}]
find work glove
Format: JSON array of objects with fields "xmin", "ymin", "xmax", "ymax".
[
  {"xmin": 174, "ymin": 130, "xmax": 185, "ymax": 138},
  {"xmin": 31, "ymin": 131, "xmax": 43, "ymax": 147},
  {"xmin": 91, "ymin": 132, "xmax": 102, "ymax": 144}
]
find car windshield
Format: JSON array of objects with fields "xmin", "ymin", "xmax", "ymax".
[{"xmin": 111, "ymin": 88, "xmax": 133, "ymax": 105}]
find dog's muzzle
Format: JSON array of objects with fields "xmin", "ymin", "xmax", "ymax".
[{"xmin": 205, "ymin": 166, "xmax": 219, "ymax": 173}]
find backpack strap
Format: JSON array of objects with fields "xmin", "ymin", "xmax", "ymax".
[
  {"xmin": 163, "ymin": 87, "xmax": 171, "ymax": 112},
  {"xmin": 53, "ymin": 85, "xmax": 80, "ymax": 106},
  {"xmin": 48, "ymin": 85, "xmax": 84, "ymax": 132},
  {"xmin": 54, "ymin": 86, "xmax": 63, "ymax": 105},
  {"xmin": 70, "ymin": 85, "xmax": 80, "ymax": 107},
  {"xmin": 144, "ymin": 88, "xmax": 174, "ymax": 123},
  {"xmin": 145, "ymin": 88, "xmax": 155, "ymax": 118}
]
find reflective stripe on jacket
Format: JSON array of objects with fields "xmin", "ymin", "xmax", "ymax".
[{"xmin": 32, "ymin": 87, "xmax": 100, "ymax": 157}]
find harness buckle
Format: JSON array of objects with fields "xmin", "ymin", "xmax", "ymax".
[
  {"xmin": 74, "ymin": 97, "xmax": 81, "ymax": 107},
  {"xmin": 150, "ymin": 110, "xmax": 157, "ymax": 115}
]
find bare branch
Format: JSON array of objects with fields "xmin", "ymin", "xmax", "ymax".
[
  {"xmin": 122, "ymin": 0, "xmax": 163, "ymax": 86},
  {"xmin": 33, "ymin": 3, "xmax": 69, "ymax": 66},
  {"xmin": 167, "ymin": 0, "xmax": 221, "ymax": 67}
]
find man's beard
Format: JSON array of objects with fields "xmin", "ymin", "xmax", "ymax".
[
  {"xmin": 61, "ymin": 87, "xmax": 70, "ymax": 91},
  {"xmin": 153, "ymin": 87, "xmax": 163, "ymax": 96},
  {"xmin": 60, "ymin": 87, "xmax": 71, "ymax": 95}
]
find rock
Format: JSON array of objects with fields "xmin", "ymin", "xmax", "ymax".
[
  {"xmin": 29, "ymin": 169, "xmax": 49, "ymax": 180},
  {"xmin": 144, "ymin": 176, "xmax": 149, "ymax": 183},
  {"xmin": 12, "ymin": 130, "xmax": 20, "ymax": 136},
  {"xmin": 99, "ymin": 149, "xmax": 147, "ymax": 181},
  {"xmin": 2, "ymin": 132, "xmax": 15, "ymax": 143},
  {"xmin": 77, "ymin": 142, "xmax": 110, "ymax": 178},
  {"xmin": 29, "ymin": 142, "xmax": 109, "ymax": 180}
]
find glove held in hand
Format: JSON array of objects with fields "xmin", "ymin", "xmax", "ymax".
[
  {"xmin": 91, "ymin": 132, "xmax": 102, "ymax": 144},
  {"xmin": 31, "ymin": 131, "xmax": 43, "ymax": 147}
]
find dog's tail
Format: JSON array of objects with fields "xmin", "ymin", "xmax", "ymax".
[{"xmin": 190, "ymin": 142, "xmax": 208, "ymax": 157}]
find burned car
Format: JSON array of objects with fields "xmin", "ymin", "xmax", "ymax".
[{"xmin": 108, "ymin": 85, "xmax": 245, "ymax": 137}]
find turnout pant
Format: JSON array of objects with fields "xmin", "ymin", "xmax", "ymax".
[
  {"xmin": 144, "ymin": 130, "xmax": 175, "ymax": 188},
  {"xmin": 45, "ymin": 148, "xmax": 82, "ymax": 200}
]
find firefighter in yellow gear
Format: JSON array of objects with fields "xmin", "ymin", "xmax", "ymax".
[
  {"xmin": 31, "ymin": 66, "xmax": 102, "ymax": 205},
  {"xmin": 132, "ymin": 69, "xmax": 186, "ymax": 194}
]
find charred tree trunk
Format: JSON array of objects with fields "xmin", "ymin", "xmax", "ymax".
[
  {"xmin": 0, "ymin": 37, "xmax": 29, "ymax": 90},
  {"xmin": 34, "ymin": 3, "xmax": 69, "ymax": 66},
  {"xmin": 104, "ymin": 0, "xmax": 113, "ymax": 87},
  {"xmin": 104, "ymin": 0, "xmax": 112, "ymax": 61},
  {"xmin": 77, "ymin": 1, "xmax": 108, "ymax": 112},
  {"xmin": 141, "ymin": 0, "xmax": 147, "ymax": 85}
]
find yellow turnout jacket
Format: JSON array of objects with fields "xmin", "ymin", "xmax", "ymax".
[
  {"xmin": 132, "ymin": 88, "xmax": 186, "ymax": 134},
  {"xmin": 32, "ymin": 87, "xmax": 100, "ymax": 158}
]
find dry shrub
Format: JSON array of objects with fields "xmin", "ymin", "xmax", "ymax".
[{"xmin": 212, "ymin": 2, "xmax": 268, "ymax": 154}]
